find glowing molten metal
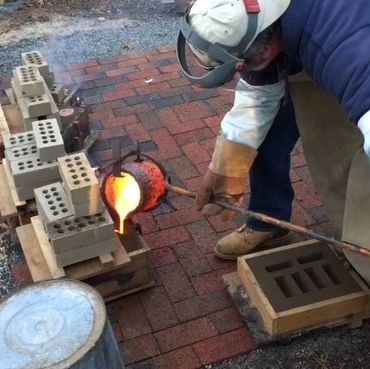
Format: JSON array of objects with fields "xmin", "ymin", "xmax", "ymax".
[
  {"xmin": 102, "ymin": 160, "xmax": 167, "ymax": 234},
  {"xmin": 104, "ymin": 172, "xmax": 141, "ymax": 234}
]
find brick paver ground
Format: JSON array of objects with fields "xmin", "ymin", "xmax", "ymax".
[{"xmin": 1, "ymin": 46, "xmax": 337, "ymax": 369}]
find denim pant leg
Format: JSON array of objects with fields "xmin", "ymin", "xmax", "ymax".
[{"xmin": 247, "ymin": 96, "xmax": 300, "ymax": 231}]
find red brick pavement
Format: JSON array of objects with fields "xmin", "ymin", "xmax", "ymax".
[{"xmin": 3, "ymin": 46, "xmax": 332, "ymax": 369}]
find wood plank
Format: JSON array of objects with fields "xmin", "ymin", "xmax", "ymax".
[
  {"xmin": 99, "ymin": 253, "xmax": 114, "ymax": 267},
  {"xmin": 0, "ymin": 103, "xmax": 10, "ymax": 143},
  {"xmin": 16, "ymin": 223, "xmax": 52, "ymax": 281},
  {"xmin": 237, "ymin": 257, "xmax": 277, "ymax": 335},
  {"xmin": 31, "ymin": 215, "xmax": 65, "ymax": 279},
  {"xmin": 2, "ymin": 104, "xmax": 23, "ymax": 134},
  {"xmin": 66, "ymin": 236, "xmax": 131, "ymax": 280},
  {"xmin": 5, "ymin": 88, "xmax": 16, "ymax": 105},
  {"xmin": 274, "ymin": 292, "xmax": 368, "ymax": 335},
  {"xmin": 0, "ymin": 164, "xmax": 17, "ymax": 218},
  {"xmin": 2, "ymin": 158, "xmax": 26, "ymax": 207}
]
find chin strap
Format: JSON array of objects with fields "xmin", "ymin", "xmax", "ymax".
[{"xmin": 243, "ymin": 0, "xmax": 261, "ymax": 13}]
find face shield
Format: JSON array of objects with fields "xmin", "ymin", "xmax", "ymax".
[{"xmin": 176, "ymin": 0, "xmax": 261, "ymax": 89}]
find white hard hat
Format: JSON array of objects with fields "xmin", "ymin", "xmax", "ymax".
[{"xmin": 189, "ymin": 0, "xmax": 291, "ymax": 47}]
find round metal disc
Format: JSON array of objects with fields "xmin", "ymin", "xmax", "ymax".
[{"xmin": 0, "ymin": 280, "xmax": 106, "ymax": 369}]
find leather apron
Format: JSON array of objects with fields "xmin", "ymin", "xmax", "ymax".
[{"xmin": 288, "ymin": 73, "xmax": 370, "ymax": 284}]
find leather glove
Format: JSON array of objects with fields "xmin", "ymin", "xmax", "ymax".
[
  {"xmin": 196, "ymin": 169, "xmax": 245, "ymax": 221},
  {"xmin": 195, "ymin": 137, "xmax": 257, "ymax": 221}
]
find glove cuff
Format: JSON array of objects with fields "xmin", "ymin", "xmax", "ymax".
[{"xmin": 209, "ymin": 137, "xmax": 257, "ymax": 178}]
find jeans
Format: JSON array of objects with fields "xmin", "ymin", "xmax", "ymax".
[{"xmin": 247, "ymin": 95, "xmax": 300, "ymax": 231}]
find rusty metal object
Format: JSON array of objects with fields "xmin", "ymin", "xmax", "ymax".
[
  {"xmin": 166, "ymin": 183, "xmax": 370, "ymax": 258},
  {"xmin": 98, "ymin": 149, "xmax": 370, "ymax": 258}
]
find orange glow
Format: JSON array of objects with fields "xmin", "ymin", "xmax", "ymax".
[{"xmin": 107, "ymin": 172, "xmax": 141, "ymax": 234}]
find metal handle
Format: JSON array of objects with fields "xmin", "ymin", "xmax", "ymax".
[{"xmin": 166, "ymin": 183, "xmax": 370, "ymax": 258}]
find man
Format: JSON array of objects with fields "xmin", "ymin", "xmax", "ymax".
[{"xmin": 176, "ymin": 0, "xmax": 370, "ymax": 281}]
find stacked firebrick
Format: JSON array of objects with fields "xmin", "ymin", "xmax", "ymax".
[{"xmin": 3, "ymin": 51, "xmax": 116, "ymax": 268}]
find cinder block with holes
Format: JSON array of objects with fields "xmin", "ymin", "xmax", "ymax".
[
  {"xmin": 4, "ymin": 143, "xmax": 38, "ymax": 162},
  {"xmin": 10, "ymin": 156, "xmax": 60, "ymax": 187},
  {"xmin": 16, "ymin": 181, "xmax": 54, "ymax": 201},
  {"xmin": 11, "ymin": 77, "xmax": 59, "ymax": 131},
  {"xmin": 34, "ymin": 182, "xmax": 74, "ymax": 224},
  {"xmin": 46, "ymin": 210, "xmax": 114, "ymax": 253},
  {"xmin": 72, "ymin": 198, "xmax": 104, "ymax": 217},
  {"xmin": 58, "ymin": 153, "xmax": 100, "ymax": 204},
  {"xmin": 32, "ymin": 119, "xmax": 65, "ymax": 161},
  {"xmin": 43, "ymin": 72, "xmax": 55, "ymax": 88},
  {"xmin": 24, "ymin": 114, "xmax": 61, "ymax": 132},
  {"xmin": 3, "ymin": 132, "xmax": 35, "ymax": 149},
  {"xmin": 50, "ymin": 84, "xmax": 66, "ymax": 103},
  {"xmin": 24, "ymin": 94, "xmax": 53, "ymax": 117},
  {"xmin": 54, "ymin": 237, "xmax": 116, "ymax": 267},
  {"xmin": 237, "ymin": 240, "xmax": 370, "ymax": 336},
  {"xmin": 13, "ymin": 66, "xmax": 44, "ymax": 97},
  {"xmin": 21, "ymin": 51, "xmax": 50, "ymax": 78}
]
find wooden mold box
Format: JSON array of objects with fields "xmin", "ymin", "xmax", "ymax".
[
  {"xmin": 16, "ymin": 216, "xmax": 155, "ymax": 302},
  {"xmin": 237, "ymin": 239, "xmax": 370, "ymax": 337}
]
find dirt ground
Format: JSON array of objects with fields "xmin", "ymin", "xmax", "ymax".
[{"xmin": 0, "ymin": 0, "xmax": 176, "ymax": 34}]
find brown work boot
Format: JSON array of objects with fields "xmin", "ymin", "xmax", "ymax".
[{"xmin": 214, "ymin": 225, "xmax": 292, "ymax": 260}]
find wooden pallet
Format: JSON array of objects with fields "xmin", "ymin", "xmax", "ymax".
[
  {"xmin": 0, "ymin": 158, "xmax": 36, "ymax": 241},
  {"xmin": 16, "ymin": 216, "xmax": 155, "ymax": 302},
  {"xmin": 0, "ymin": 102, "xmax": 23, "ymax": 149},
  {"xmin": 230, "ymin": 239, "xmax": 370, "ymax": 338}
]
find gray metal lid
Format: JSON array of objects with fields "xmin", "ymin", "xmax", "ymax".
[{"xmin": 0, "ymin": 280, "xmax": 106, "ymax": 369}]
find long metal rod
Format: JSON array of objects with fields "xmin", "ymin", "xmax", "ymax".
[{"xmin": 166, "ymin": 183, "xmax": 370, "ymax": 258}]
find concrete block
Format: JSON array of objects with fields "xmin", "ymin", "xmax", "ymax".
[
  {"xmin": 10, "ymin": 156, "xmax": 60, "ymax": 187},
  {"xmin": 16, "ymin": 180, "xmax": 52, "ymax": 201},
  {"xmin": 44, "ymin": 72, "xmax": 55, "ymax": 88},
  {"xmin": 72, "ymin": 197, "xmax": 104, "ymax": 217},
  {"xmin": 32, "ymin": 119, "xmax": 65, "ymax": 161},
  {"xmin": 54, "ymin": 237, "xmax": 116, "ymax": 267},
  {"xmin": 46, "ymin": 209, "xmax": 115, "ymax": 253},
  {"xmin": 50, "ymin": 84, "xmax": 66, "ymax": 103},
  {"xmin": 3, "ymin": 131, "xmax": 35, "ymax": 149},
  {"xmin": 21, "ymin": 51, "xmax": 50, "ymax": 78},
  {"xmin": 24, "ymin": 94, "xmax": 53, "ymax": 117},
  {"xmin": 34, "ymin": 182, "xmax": 74, "ymax": 224},
  {"xmin": 4, "ymin": 143, "xmax": 38, "ymax": 162},
  {"xmin": 12, "ymin": 77, "xmax": 59, "ymax": 131},
  {"xmin": 58, "ymin": 153, "xmax": 100, "ymax": 204},
  {"xmin": 23, "ymin": 114, "xmax": 61, "ymax": 132},
  {"xmin": 13, "ymin": 66, "xmax": 44, "ymax": 97}
]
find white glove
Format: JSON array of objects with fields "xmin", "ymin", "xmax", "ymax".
[
  {"xmin": 220, "ymin": 78, "xmax": 286, "ymax": 149},
  {"xmin": 358, "ymin": 111, "xmax": 370, "ymax": 158}
]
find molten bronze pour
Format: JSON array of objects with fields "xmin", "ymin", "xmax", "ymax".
[{"xmin": 100, "ymin": 150, "xmax": 370, "ymax": 258}]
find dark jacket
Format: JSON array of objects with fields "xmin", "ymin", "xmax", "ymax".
[{"xmin": 281, "ymin": 0, "xmax": 370, "ymax": 123}]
